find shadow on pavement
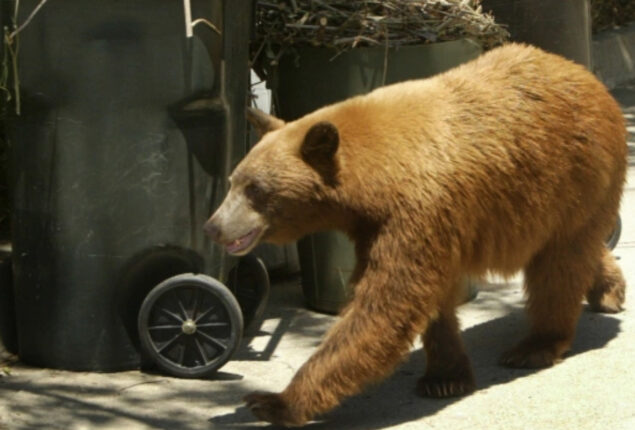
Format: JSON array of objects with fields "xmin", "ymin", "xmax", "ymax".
[
  {"xmin": 0, "ymin": 270, "xmax": 621, "ymax": 430},
  {"xmin": 210, "ymin": 304, "xmax": 621, "ymax": 429}
]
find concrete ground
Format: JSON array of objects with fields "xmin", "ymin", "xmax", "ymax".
[{"xmin": 0, "ymin": 86, "xmax": 634, "ymax": 430}]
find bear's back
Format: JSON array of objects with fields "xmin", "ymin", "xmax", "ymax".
[{"xmin": 299, "ymin": 43, "xmax": 627, "ymax": 273}]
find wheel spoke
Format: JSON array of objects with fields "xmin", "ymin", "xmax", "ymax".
[
  {"xmin": 196, "ymin": 322, "xmax": 229, "ymax": 328},
  {"xmin": 192, "ymin": 289, "xmax": 201, "ymax": 320},
  {"xmin": 177, "ymin": 297, "xmax": 189, "ymax": 320},
  {"xmin": 157, "ymin": 332, "xmax": 182, "ymax": 353},
  {"xmin": 148, "ymin": 324, "xmax": 182, "ymax": 331},
  {"xmin": 194, "ymin": 305, "xmax": 216, "ymax": 323},
  {"xmin": 197, "ymin": 330, "xmax": 227, "ymax": 352},
  {"xmin": 195, "ymin": 338, "xmax": 210, "ymax": 364},
  {"xmin": 159, "ymin": 307, "xmax": 183, "ymax": 323}
]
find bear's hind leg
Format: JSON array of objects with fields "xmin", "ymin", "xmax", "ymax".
[
  {"xmin": 500, "ymin": 235, "xmax": 603, "ymax": 368},
  {"xmin": 586, "ymin": 247, "xmax": 625, "ymax": 313},
  {"xmin": 417, "ymin": 303, "xmax": 475, "ymax": 398}
]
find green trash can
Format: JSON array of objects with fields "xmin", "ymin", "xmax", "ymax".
[
  {"xmin": 0, "ymin": 247, "xmax": 17, "ymax": 357},
  {"xmin": 273, "ymin": 40, "xmax": 482, "ymax": 313},
  {"xmin": 481, "ymin": 0, "xmax": 592, "ymax": 68},
  {"xmin": 297, "ymin": 231, "xmax": 356, "ymax": 314},
  {"xmin": 10, "ymin": 0, "xmax": 254, "ymax": 371}
]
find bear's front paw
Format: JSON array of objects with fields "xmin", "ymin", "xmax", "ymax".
[{"xmin": 244, "ymin": 391, "xmax": 306, "ymax": 427}]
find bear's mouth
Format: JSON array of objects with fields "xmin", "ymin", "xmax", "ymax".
[{"xmin": 224, "ymin": 227, "xmax": 263, "ymax": 256}]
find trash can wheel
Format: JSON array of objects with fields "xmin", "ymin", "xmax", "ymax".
[
  {"xmin": 228, "ymin": 255, "xmax": 270, "ymax": 331},
  {"xmin": 138, "ymin": 273, "xmax": 243, "ymax": 378},
  {"xmin": 606, "ymin": 215, "xmax": 621, "ymax": 251}
]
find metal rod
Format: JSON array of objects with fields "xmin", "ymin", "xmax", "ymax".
[{"xmin": 183, "ymin": 0, "xmax": 193, "ymax": 38}]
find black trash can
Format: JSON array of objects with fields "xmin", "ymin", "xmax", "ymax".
[
  {"xmin": 10, "ymin": 0, "xmax": 252, "ymax": 371},
  {"xmin": 481, "ymin": 0, "xmax": 592, "ymax": 68},
  {"xmin": 273, "ymin": 40, "xmax": 482, "ymax": 313},
  {"xmin": 0, "ymin": 246, "xmax": 17, "ymax": 356}
]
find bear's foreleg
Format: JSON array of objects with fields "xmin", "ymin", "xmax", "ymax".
[{"xmin": 244, "ymin": 272, "xmax": 439, "ymax": 426}]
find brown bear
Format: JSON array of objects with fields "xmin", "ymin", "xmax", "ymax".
[{"xmin": 204, "ymin": 43, "xmax": 627, "ymax": 426}]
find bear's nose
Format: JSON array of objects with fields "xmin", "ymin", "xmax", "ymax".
[{"xmin": 204, "ymin": 219, "xmax": 222, "ymax": 242}]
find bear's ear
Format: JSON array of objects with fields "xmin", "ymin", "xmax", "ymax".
[
  {"xmin": 301, "ymin": 121, "xmax": 339, "ymax": 165},
  {"xmin": 246, "ymin": 107, "xmax": 285, "ymax": 137}
]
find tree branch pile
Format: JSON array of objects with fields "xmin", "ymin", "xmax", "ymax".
[{"xmin": 251, "ymin": 0, "xmax": 509, "ymax": 69}]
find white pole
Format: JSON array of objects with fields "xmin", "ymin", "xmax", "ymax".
[{"xmin": 183, "ymin": 0, "xmax": 193, "ymax": 38}]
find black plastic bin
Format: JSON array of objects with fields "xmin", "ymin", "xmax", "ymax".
[
  {"xmin": 273, "ymin": 40, "xmax": 482, "ymax": 313},
  {"xmin": 481, "ymin": 0, "xmax": 592, "ymax": 68},
  {"xmin": 0, "ymin": 247, "xmax": 17, "ymax": 356},
  {"xmin": 10, "ymin": 0, "xmax": 253, "ymax": 372}
]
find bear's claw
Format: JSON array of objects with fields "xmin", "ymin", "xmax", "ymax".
[{"xmin": 416, "ymin": 376, "xmax": 476, "ymax": 398}]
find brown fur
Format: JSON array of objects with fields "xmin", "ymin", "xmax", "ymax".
[{"xmin": 210, "ymin": 44, "xmax": 628, "ymax": 426}]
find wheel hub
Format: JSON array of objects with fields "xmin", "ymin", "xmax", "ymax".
[{"xmin": 181, "ymin": 319, "xmax": 197, "ymax": 335}]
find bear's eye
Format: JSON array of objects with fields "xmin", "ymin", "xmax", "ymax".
[{"xmin": 244, "ymin": 182, "xmax": 268, "ymax": 209}]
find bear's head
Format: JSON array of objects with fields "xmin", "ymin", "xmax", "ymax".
[{"xmin": 204, "ymin": 108, "xmax": 342, "ymax": 256}]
